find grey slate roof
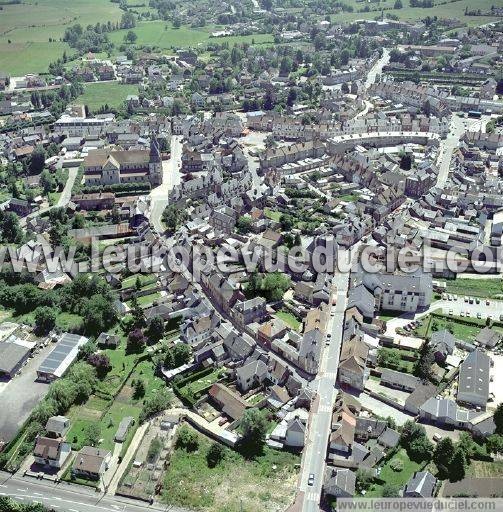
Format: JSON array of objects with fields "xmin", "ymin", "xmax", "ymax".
[{"xmin": 404, "ymin": 471, "xmax": 437, "ymax": 498}]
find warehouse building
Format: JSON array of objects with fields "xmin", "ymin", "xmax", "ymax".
[
  {"xmin": 37, "ymin": 333, "xmax": 88, "ymax": 382},
  {"xmin": 0, "ymin": 338, "xmax": 31, "ymax": 378}
]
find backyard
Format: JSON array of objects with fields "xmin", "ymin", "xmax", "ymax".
[
  {"xmin": 275, "ymin": 310, "xmax": 301, "ymax": 331},
  {"xmin": 76, "ymin": 82, "xmax": 140, "ymax": 111},
  {"xmin": 365, "ymin": 448, "xmax": 423, "ymax": 498},
  {"xmin": 162, "ymin": 427, "xmax": 299, "ymax": 512}
]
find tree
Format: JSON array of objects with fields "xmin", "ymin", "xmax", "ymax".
[
  {"xmin": 173, "ymin": 17, "xmax": 181, "ymax": 28},
  {"xmin": 0, "ymin": 211, "xmax": 23, "ymax": 244},
  {"xmin": 239, "ymin": 408, "xmax": 268, "ymax": 456},
  {"xmin": 494, "ymin": 403, "xmax": 503, "ymax": 434},
  {"xmin": 29, "ymin": 145, "xmax": 46, "ymax": 175},
  {"xmin": 145, "ymin": 316, "xmax": 164, "ymax": 344},
  {"xmin": 120, "ymin": 11, "xmax": 136, "ymax": 29},
  {"xmin": 382, "ymin": 483, "xmax": 400, "ymax": 497},
  {"xmin": 355, "ymin": 468, "xmax": 374, "ymax": 493},
  {"xmin": 87, "ymin": 353, "xmax": 112, "ymax": 377},
  {"xmin": 164, "ymin": 343, "xmax": 191, "ymax": 369},
  {"xmin": 34, "ymin": 306, "xmax": 57, "ymax": 334},
  {"xmin": 124, "ymin": 30, "xmax": 137, "ymax": 44},
  {"xmin": 176, "ymin": 425, "xmax": 199, "ymax": 452},
  {"xmin": 40, "ymin": 169, "xmax": 56, "ymax": 194},
  {"xmin": 236, "ymin": 216, "xmax": 252, "ymax": 234},
  {"xmin": 84, "ymin": 423, "xmax": 101, "ymax": 447},
  {"xmin": 486, "ymin": 434, "xmax": 503, "ymax": 455},
  {"xmin": 449, "ymin": 448, "xmax": 467, "ymax": 482},
  {"xmin": 130, "ymin": 295, "xmax": 146, "ymax": 329},
  {"xmin": 206, "ymin": 442, "xmax": 225, "ymax": 467},
  {"xmin": 133, "ymin": 378, "xmax": 146, "ymax": 399},
  {"xmin": 394, "ymin": 0, "xmax": 403, "ymax": 7},
  {"xmin": 127, "ymin": 328, "xmax": 146, "ymax": 352},
  {"xmin": 409, "ymin": 435, "xmax": 434, "ymax": 462},
  {"xmin": 140, "ymin": 389, "xmax": 171, "ymax": 423},
  {"xmin": 82, "ymin": 294, "xmax": 117, "ymax": 335},
  {"xmin": 433, "ymin": 437, "xmax": 455, "ymax": 475}
]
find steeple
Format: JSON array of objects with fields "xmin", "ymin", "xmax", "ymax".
[{"xmin": 149, "ymin": 132, "xmax": 161, "ymax": 164}]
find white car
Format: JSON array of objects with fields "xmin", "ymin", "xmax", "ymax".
[{"xmin": 308, "ymin": 474, "xmax": 315, "ymax": 486}]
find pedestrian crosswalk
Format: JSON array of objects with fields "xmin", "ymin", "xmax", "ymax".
[
  {"xmin": 306, "ymin": 492, "xmax": 319, "ymax": 502},
  {"xmin": 318, "ymin": 404, "xmax": 332, "ymax": 413}
]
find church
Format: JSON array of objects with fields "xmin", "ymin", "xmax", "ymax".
[{"xmin": 83, "ymin": 135, "xmax": 162, "ymax": 187}]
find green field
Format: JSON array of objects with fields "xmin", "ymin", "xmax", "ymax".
[
  {"xmin": 75, "ymin": 82, "xmax": 139, "ymax": 111},
  {"xmin": 109, "ymin": 21, "xmax": 273, "ymax": 50},
  {"xmin": 440, "ymin": 278, "xmax": 503, "ymax": 299},
  {"xmin": 330, "ymin": 0, "xmax": 501, "ymax": 26},
  {"xmin": 276, "ymin": 310, "xmax": 301, "ymax": 331},
  {"xmin": 0, "ymin": 0, "xmax": 122, "ymax": 75}
]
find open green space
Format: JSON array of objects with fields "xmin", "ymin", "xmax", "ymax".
[
  {"xmin": 121, "ymin": 274, "xmax": 157, "ymax": 290},
  {"xmin": 275, "ymin": 310, "xmax": 301, "ymax": 331},
  {"xmin": 109, "ymin": 21, "xmax": 273, "ymax": 50},
  {"xmin": 413, "ymin": 312, "xmax": 503, "ymax": 343},
  {"xmin": 162, "ymin": 427, "xmax": 299, "ymax": 512},
  {"xmin": 75, "ymin": 82, "xmax": 139, "ymax": 111},
  {"xmin": 264, "ymin": 208, "xmax": 282, "ymax": 223},
  {"xmin": 440, "ymin": 278, "xmax": 503, "ymax": 299},
  {"xmin": 365, "ymin": 448, "xmax": 423, "ymax": 498},
  {"xmin": 1, "ymin": 307, "xmax": 83, "ymax": 332},
  {"xmin": 329, "ymin": 0, "xmax": 501, "ymax": 26}
]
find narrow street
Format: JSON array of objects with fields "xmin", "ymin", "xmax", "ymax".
[
  {"xmin": 148, "ymin": 135, "xmax": 183, "ymax": 234},
  {"xmin": 299, "ymin": 252, "xmax": 351, "ymax": 512}
]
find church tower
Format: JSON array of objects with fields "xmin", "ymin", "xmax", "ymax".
[{"xmin": 149, "ymin": 132, "xmax": 162, "ymax": 186}]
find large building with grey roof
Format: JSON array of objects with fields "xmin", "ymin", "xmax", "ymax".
[
  {"xmin": 457, "ymin": 349, "xmax": 491, "ymax": 409},
  {"xmin": 37, "ymin": 333, "xmax": 89, "ymax": 382}
]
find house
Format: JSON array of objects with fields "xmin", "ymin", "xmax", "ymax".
[
  {"xmin": 233, "ymin": 297, "xmax": 267, "ymax": 329},
  {"xmin": 96, "ymin": 332, "xmax": 120, "ymax": 348},
  {"xmin": 33, "ymin": 437, "xmax": 71, "ymax": 469},
  {"xmin": 208, "ymin": 383, "xmax": 250, "ymax": 421},
  {"xmin": 72, "ymin": 446, "xmax": 111, "ymax": 480},
  {"xmin": 257, "ymin": 318, "xmax": 289, "ymax": 346},
  {"xmin": 45, "ymin": 416, "xmax": 70, "ymax": 438},
  {"xmin": 236, "ymin": 359, "xmax": 268, "ymax": 392},
  {"xmin": 324, "ymin": 467, "xmax": 356, "ymax": 498},
  {"xmin": 430, "ymin": 329, "xmax": 456, "ymax": 363},
  {"xmin": 223, "ymin": 330, "xmax": 256, "ymax": 361},
  {"xmin": 209, "ymin": 205, "xmax": 236, "ymax": 234},
  {"xmin": 338, "ymin": 335, "xmax": 369, "ymax": 391},
  {"xmin": 457, "ymin": 349, "xmax": 491, "ymax": 409},
  {"xmin": 403, "ymin": 471, "xmax": 437, "ymax": 498},
  {"xmin": 476, "ymin": 328, "xmax": 501, "ymax": 349},
  {"xmin": 180, "ymin": 314, "xmax": 219, "ymax": 349},
  {"xmin": 284, "ymin": 414, "xmax": 306, "ymax": 447}
]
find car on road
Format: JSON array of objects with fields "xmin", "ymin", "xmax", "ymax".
[
  {"xmin": 477, "ymin": 313, "xmax": 482, "ymax": 319},
  {"xmin": 486, "ymin": 300, "xmax": 490, "ymax": 306},
  {"xmin": 308, "ymin": 474, "xmax": 315, "ymax": 486},
  {"xmin": 449, "ymin": 309, "xmax": 453, "ymax": 316}
]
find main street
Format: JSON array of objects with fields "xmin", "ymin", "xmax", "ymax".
[
  {"xmin": 148, "ymin": 134, "xmax": 183, "ymax": 234},
  {"xmin": 299, "ymin": 251, "xmax": 351, "ymax": 512},
  {"xmin": 0, "ymin": 471, "xmax": 188, "ymax": 512}
]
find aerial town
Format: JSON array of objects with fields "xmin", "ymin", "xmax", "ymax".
[{"xmin": 0, "ymin": 1, "xmax": 503, "ymax": 512}]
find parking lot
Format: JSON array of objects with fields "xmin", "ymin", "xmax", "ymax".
[{"xmin": 0, "ymin": 342, "xmax": 52, "ymax": 443}]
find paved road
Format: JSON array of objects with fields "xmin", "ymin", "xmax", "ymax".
[
  {"xmin": 365, "ymin": 48, "xmax": 390, "ymax": 88},
  {"xmin": 0, "ymin": 471, "xmax": 189, "ymax": 512},
  {"xmin": 436, "ymin": 114, "xmax": 492, "ymax": 187},
  {"xmin": 21, "ymin": 164, "xmax": 79, "ymax": 227},
  {"xmin": 299, "ymin": 253, "xmax": 351, "ymax": 512},
  {"xmin": 148, "ymin": 135, "xmax": 183, "ymax": 234}
]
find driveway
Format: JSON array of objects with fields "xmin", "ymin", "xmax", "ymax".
[{"xmin": 0, "ymin": 343, "xmax": 52, "ymax": 443}]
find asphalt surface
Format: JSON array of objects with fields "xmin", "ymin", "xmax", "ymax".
[
  {"xmin": 148, "ymin": 135, "xmax": 183, "ymax": 234},
  {"xmin": 299, "ymin": 253, "xmax": 350, "ymax": 512},
  {"xmin": 0, "ymin": 471, "xmax": 189, "ymax": 512}
]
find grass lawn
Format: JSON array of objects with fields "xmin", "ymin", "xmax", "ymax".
[
  {"xmin": 109, "ymin": 21, "xmax": 273, "ymax": 50},
  {"xmin": 1, "ymin": 308, "xmax": 82, "ymax": 331},
  {"xmin": 413, "ymin": 312, "xmax": 503, "ymax": 343},
  {"xmin": 276, "ymin": 310, "xmax": 301, "ymax": 331},
  {"xmin": 264, "ymin": 208, "xmax": 282, "ymax": 223},
  {"xmin": 179, "ymin": 368, "xmax": 226, "ymax": 396},
  {"xmin": 365, "ymin": 449, "xmax": 422, "ymax": 497},
  {"xmin": 48, "ymin": 191, "xmax": 62, "ymax": 206},
  {"xmin": 162, "ymin": 427, "xmax": 299, "ymax": 512},
  {"xmin": 121, "ymin": 274, "xmax": 157, "ymax": 290},
  {"xmin": 440, "ymin": 278, "xmax": 503, "ymax": 299},
  {"xmin": 76, "ymin": 82, "xmax": 139, "ymax": 111}
]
